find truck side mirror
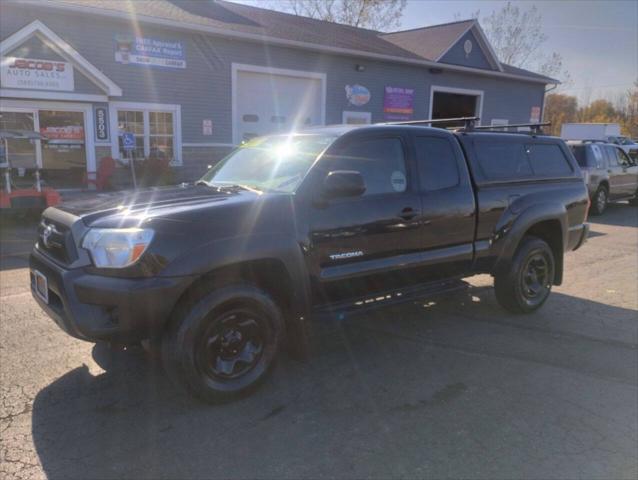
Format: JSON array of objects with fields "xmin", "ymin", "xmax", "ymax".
[{"xmin": 322, "ymin": 170, "xmax": 366, "ymax": 199}]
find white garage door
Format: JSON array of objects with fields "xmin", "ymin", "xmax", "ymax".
[{"xmin": 234, "ymin": 68, "xmax": 324, "ymax": 144}]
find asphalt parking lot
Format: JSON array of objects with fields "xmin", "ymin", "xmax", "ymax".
[{"xmin": 1, "ymin": 204, "xmax": 637, "ymax": 480}]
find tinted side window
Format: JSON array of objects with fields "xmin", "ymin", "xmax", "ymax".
[
  {"xmin": 605, "ymin": 146, "xmax": 619, "ymax": 166},
  {"xmin": 589, "ymin": 144, "xmax": 605, "ymax": 168},
  {"xmin": 415, "ymin": 136, "xmax": 460, "ymax": 191},
  {"xmin": 615, "ymin": 148, "xmax": 631, "ymax": 166},
  {"xmin": 526, "ymin": 144, "xmax": 573, "ymax": 176},
  {"xmin": 337, "ymin": 138, "xmax": 407, "ymax": 195},
  {"xmin": 570, "ymin": 146, "xmax": 588, "ymax": 167},
  {"xmin": 474, "ymin": 141, "xmax": 532, "ymax": 179}
]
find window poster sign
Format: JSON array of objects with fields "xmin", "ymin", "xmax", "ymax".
[
  {"xmin": 345, "ymin": 84, "xmax": 371, "ymax": 106},
  {"xmin": 93, "ymin": 106, "xmax": 110, "ymax": 142},
  {"xmin": 115, "ymin": 35, "xmax": 186, "ymax": 69},
  {"xmin": 40, "ymin": 125, "xmax": 84, "ymax": 141},
  {"xmin": 1, "ymin": 57, "xmax": 74, "ymax": 91},
  {"xmin": 383, "ymin": 86, "xmax": 414, "ymax": 120}
]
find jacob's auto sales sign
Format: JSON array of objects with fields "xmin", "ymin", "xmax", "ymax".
[{"xmin": 0, "ymin": 57, "xmax": 74, "ymax": 91}]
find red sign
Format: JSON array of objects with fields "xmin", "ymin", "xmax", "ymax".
[
  {"xmin": 11, "ymin": 58, "xmax": 66, "ymax": 73},
  {"xmin": 40, "ymin": 126, "xmax": 84, "ymax": 140}
]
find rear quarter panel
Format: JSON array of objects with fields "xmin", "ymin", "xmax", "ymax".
[{"xmin": 455, "ymin": 133, "xmax": 589, "ymax": 273}]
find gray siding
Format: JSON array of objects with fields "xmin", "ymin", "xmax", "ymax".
[
  {"xmin": 439, "ymin": 30, "xmax": 493, "ymax": 71},
  {"xmin": 2, "ymin": 5, "xmax": 546, "ymax": 181}
]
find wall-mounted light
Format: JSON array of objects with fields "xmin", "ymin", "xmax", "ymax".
[
  {"xmin": 429, "ymin": 67, "xmax": 443, "ymax": 74},
  {"xmin": 355, "ymin": 64, "xmax": 365, "ymax": 72}
]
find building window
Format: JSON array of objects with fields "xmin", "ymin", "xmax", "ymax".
[
  {"xmin": 117, "ymin": 110, "xmax": 145, "ymax": 159},
  {"xmin": 111, "ymin": 103, "xmax": 181, "ymax": 165},
  {"xmin": 149, "ymin": 111, "xmax": 174, "ymax": 161}
]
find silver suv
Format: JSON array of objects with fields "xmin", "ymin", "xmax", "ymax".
[{"xmin": 569, "ymin": 141, "xmax": 638, "ymax": 215}]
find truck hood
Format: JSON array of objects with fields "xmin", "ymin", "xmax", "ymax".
[{"xmin": 56, "ymin": 184, "xmax": 259, "ymax": 227}]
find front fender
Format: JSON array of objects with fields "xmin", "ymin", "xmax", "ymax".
[{"xmin": 159, "ymin": 233, "xmax": 312, "ymax": 326}]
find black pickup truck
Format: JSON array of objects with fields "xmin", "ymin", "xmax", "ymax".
[{"xmin": 30, "ymin": 124, "xmax": 590, "ymax": 402}]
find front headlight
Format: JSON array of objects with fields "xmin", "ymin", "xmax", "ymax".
[{"xmin": 82, "ymin": 228, "xmax": 154, "ymax": 268}]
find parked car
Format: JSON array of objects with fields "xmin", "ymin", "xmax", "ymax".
[
  {"xmin": 30, "ymin": 125, "xmax": 590, "ymax": 402},
  {"xmin": 568, "ymin": 141, "xmax": 638, "ymax": 214},
  {"xmin": 560, "ymin": 123, "xmax": 638, "ymax": 160},
  {"xmin": 609, "ymin": 136, "xmax": 638, "ymax": 160}
]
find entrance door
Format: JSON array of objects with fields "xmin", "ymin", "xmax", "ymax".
[
  {"xmin": 235, "ymin": 68, "xmax": 324, "ymax": 144},
  {"xmin": 39, "ymin": 110, "xmax": 87, "ymax": 187}
]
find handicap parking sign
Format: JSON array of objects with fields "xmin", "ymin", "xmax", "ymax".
[{"xmin": 121, "ymin": 132, "xmax": 136, "ymax": 151}]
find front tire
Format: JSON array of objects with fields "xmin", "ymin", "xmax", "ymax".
[
  {"xmin": 591, "ymin": 186, "xmax": 608, "ymax": 215},
  {"xmin": 494, "ymin": 236, "xmax": 555, "ymax": 314},
  {"xmin": 161, "ymin": 283, "xmax": 283, "ymax": 403}
]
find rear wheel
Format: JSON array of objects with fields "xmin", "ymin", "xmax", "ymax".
[
  {"xmin": 161, "ymin": 283, "xmax": 283, "ymax": 403},
  {"xmin": 494, "ymin": 236, "xmax": 555, "ymax": 314},
  {"xmin": 591, "ymin": 186, "xmax": 608, "ymax": 215},
  {"xmin": 628, "ymin": 189, "xmax": 638, "ymax": 206}
]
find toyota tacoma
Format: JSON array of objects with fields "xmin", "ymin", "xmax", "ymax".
[{"xmin": 30, "ymin": 123, "xmax": 590, "ymax": 402}]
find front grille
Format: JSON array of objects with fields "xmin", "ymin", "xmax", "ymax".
[{"xmin": 37, "ymin": 218, "xmax": 77, "ymax": 265}]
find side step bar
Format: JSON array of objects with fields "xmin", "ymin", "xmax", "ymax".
[{"xmin": 313, "ymin": 278, "xmax": 470, "ymax": 319}]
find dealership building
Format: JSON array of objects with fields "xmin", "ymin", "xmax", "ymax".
[{"xmin": 0, "ymin": 0, "xmax": 556, "ymax": 188}]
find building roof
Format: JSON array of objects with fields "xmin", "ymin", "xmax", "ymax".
[
  {"xmin": 16, "ymin": 0, "xmax": 558, "ymax": 84},
  {"xmin": 380, "ymin": 20, "xmax": 476, "ymax": 62}
]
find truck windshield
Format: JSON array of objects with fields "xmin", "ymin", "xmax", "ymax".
[{"xmin": 199, "ymin": 134, "xmax": 336, "ymax": 193}]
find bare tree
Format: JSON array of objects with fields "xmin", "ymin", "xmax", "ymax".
[
  {"xmin": 455, "ymin": 2, "xmax": 570, "ymax": 84},
  {"xmin": 267, "ymin": 0, "xmax": 407, "ymax": 31}
]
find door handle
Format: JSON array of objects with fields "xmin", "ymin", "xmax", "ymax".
[{"xmin": 398, "ymin": 207, "xmax": 417, "ymax": 220}]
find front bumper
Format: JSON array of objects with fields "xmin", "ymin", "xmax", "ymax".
[{"xmin": 29, "ymin": 249, "xmax": 193, "ymax": 343}]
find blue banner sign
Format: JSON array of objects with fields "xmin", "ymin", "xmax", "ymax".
[{"xmin": 115, "ymin": 35, "xmax": 185, "ymax": 69}]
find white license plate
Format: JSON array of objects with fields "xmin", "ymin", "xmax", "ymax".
[{"xmin": 33, "ymin": 270, "xmax": 49, "ymax": 304}]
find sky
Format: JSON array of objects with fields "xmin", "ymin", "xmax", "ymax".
[
  {"xmin": 398, "ymin": 0, "xmax": 638, "ymax": 103},
  {"xmin": 238, "ymin": 0, "xmax": 638, "ymax": 105}
]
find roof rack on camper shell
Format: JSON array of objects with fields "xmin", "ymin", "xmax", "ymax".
[
  {"xmin": 378, "ymin": 118, "xmax": 551, "ymax": 135},
  {"xmin": 381, "ymin": 117, "xmax": 480, "ymax": 130},
  {"xmin": 470, "ymin": 122, "xmax": 551, "ymax": 134}
]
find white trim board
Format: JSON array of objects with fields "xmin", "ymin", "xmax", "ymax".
[
  {"xmin": 428, "ymin": 85, "xmax": 484, "ymax": 123},
  {"xmin": 108, "ymin": 101, "xmax": 182, "ymax": 166},
  {"xmin": 231, "ymin": 63, "xmax": 327, "ymax": 145},
  {"xmin": 11, "ymin": 0, "xmax": 555, "ymax": 85},
  {"xmin": 0, "ymin": 20, "xmax": 122, "ymax": 96},
  {"xmin": 0, "ymin": 89, "xmax": 108, "ymax": 103}
]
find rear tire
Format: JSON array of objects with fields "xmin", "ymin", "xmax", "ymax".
[
  {"xmin": 494, "ymin": 236, "xmax": 555, "ymax": 314},
  {"xmin": 161, "ymin": 283, "xmax": 283, "ymax": 403},
  {"xmin": 590, "ymin": 186, "xmax": 608, "ymax": 215}
]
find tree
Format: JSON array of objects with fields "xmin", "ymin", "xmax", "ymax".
[
  {"xmin": 266, "ymin": 0, "xmax": 407, "ymax": 31},
  {"xmin": 543, "ymin": 94, "xmax": 578, "ymax": 136},
  {"xmin": 544, "ymin": 84, "xmax": 638, "ymax": 139},
  {"xmin": 578, "ymin": 99, "xmax": 619, "ymax": 123},
  {"xmin": 468, "ymin": 2, "xmax": 570, "ymax": 85}
]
